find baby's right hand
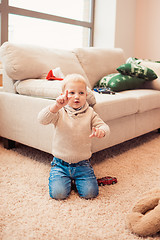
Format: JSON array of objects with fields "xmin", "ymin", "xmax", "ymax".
[
  {"xmin": 49, "ymin": 90, "xmax": 72, "ymax": 113},
  {"xmin": 56, "ymin": 90, "xmax": 71, "ymax": 108}
]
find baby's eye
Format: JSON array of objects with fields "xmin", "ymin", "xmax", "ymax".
[
  {"xmin": 79, "ymin": 92, "xmax": 84, "ymax": 95},
  {"xmin": 69, "ymin": 91, "xmax": 75, "ymax": 95}
]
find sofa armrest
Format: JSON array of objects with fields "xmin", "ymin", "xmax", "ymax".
[
  {"xmin": 144, "ymin": 77, "xmax": 160, "ymax": 91},
  {"xmin": 140, "ymin": 60, "xmax": 160, "ymax": 91}
]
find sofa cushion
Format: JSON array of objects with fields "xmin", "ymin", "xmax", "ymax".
[
  {"xmin": 73, "ymin": 47, "xmax": 125, "ymax": 88},
  {"xmin": 144, "ymin": 77, "xmax": 160, "ymax": 91},
  {"xmin": 15, "ymin": 79, "xmax": 96, "ymax": 106},
  {"xmin": 0, "ymin": 42, "xmax": 90, "ymax": 86},
  {"xmin": 93, "ymin": 92, "xmax": 138, "ymax": 122},
  {"xmin": 119, "ymin": 89, "xmax": 160, "ymax": 113},
  {"xmin": 95, "ymin": 73, "xmax": 145, "ymax": 91},
  {"xmin": 117, "ymin": 63, "xmax": 158, "ymax": 81},
  {"xmin": 93, "ymin": 89, "xmax": 160, "ymax": 122}
]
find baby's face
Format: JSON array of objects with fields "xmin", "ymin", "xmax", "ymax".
[{"xmin": 64, "ymin": 81, "xmax": 87, "ymax": 109}]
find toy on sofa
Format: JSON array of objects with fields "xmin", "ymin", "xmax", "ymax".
[
  {"xmin": 46, "ymin": 67, "xmax": 64, "ymax": 80},
  {"xmin": 126, "ymin": 188, "xmax": 160, "ymax": 237},
  {"xmin": 93, "ymin": 87, "xmax": 115, "ymax": 95}
]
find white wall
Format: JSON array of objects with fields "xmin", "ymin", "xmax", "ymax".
[
  {"xmin": 94, "ymin": 0, "xmax": 160, "ymax": 60},
  {"xmin": 114, "ymin": 0, "xmax": 136, "ymax": 59},
  {"xmin": 135, "ymin": 0, "xmax": 160, "ymax": 60},
  {"xmin": 94, "ymin": 0, "xmax": 116, "ymax": 48},
  {"xmin": 94, "ymin": 0, "xmax": 136, "ymax": 58}
]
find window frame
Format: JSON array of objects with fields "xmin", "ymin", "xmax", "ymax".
[{"xmin": 0, "ymin": 0, "xmax": 95, "ymax": 46}]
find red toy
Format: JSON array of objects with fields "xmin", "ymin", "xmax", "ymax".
[
  {"xmin": 46, "ymin": 70, "xmax": 63, "ymax": 81},
  {"xmin": 97, "ymin": 176, "xmax": 117, "ymax": 186}
]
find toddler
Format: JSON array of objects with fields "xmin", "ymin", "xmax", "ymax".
[{"xmin": 38, "ymin": 74, "xmax": 110, "ymax": 200}]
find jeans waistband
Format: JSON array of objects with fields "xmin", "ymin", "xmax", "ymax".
[{"xmin": 53, "ymin": 157, "xmax": 90, "ymax": 167}]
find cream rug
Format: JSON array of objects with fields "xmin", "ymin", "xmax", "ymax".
[{"xmin": 1, "ymin": 131, "xmax": 160, "ymax": 240}]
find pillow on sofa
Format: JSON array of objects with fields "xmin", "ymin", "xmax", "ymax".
[
  {"xmin": 15, "ymin": 79, "xmax": 96, "ymax": 106},
  {"xmin": 95, "ymin": 73, "xmax": 145, "ymax": 92},
  {"xmin": 126, "ymin": 57, "xmax": 142, "ymax": 64},
  {"xmin": 126, "ymin": 57, "xmax": 160, "ymax": 65},
  {"xmin": 94, "ymin": 73, "xmax": 116, "ymax": 87},
  {"xmin": 107, "ymin": 73, "xmax": 145, "ymax": 91},
  {"xmin": 117, "ymin": 63, "xmax": 158, "ymax": 81}
]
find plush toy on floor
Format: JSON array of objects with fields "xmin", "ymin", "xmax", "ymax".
[{"xmin": 126, "ymin": 188, "xmax": 160, "ymax": 237}]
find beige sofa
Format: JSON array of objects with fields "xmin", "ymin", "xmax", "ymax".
[{"xmin": 0, "ymin": 42, "xmax": 160, "ymax": 154}]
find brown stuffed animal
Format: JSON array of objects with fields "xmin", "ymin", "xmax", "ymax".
[{"xmin": 126, "ymin": 189, "xmax": 160, "ymax": 237}]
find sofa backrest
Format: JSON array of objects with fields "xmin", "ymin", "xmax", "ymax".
[
  {"xmin": 73, "ymin": 47, "xmax": 125, "ymax": 88},
  {"xmin": 0, "ymin": 42, "xmax": 90, "ymax": 86},
  {"xmin": 0, "ymin": 42, "xmax": 125, "ymax": 92}
]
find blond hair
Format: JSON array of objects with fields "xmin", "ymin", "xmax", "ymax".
[{"xmin": 61, "ymin": 74, "xmax": 87, "ymax": 92}]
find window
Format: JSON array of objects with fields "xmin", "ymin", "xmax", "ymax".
[
  {"xmin": 0, "ymin": 0, "xmax": 95, "ymax": 49},
  {"xmin": 8, "ymin": 14, "xmax": 90, "ymax": 49},
  {"xmin": 9, "ymin": 0, "xmax": 91, "ymax": 22}
]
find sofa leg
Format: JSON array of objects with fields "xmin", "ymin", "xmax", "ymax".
[{"xmin": 3, "ymin": 138, "xmax": 16, "ymax": 149}]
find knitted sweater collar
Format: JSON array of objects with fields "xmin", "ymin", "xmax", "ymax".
[{"xmin": 64, "ymin": 102, "xmax": 89, "ymax": 116}]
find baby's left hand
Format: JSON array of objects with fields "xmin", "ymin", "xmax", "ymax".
[{"xmin": 89, "ymin": 127, "xmax": 105, "ymax": 138}]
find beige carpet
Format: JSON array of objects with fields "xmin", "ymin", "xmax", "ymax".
[{"xmin": 0, "ymin": 131, "xmax": 160, "ymax": 240}]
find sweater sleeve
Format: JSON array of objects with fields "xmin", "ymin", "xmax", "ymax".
[
  {"xmin": 92, "ymin": 111, "xmax": 110, "ymax": 139},
  {"xmin": 37, "ymin": 105, "xmax": 59, "ymax": 125}
]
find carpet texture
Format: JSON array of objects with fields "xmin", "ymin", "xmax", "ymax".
[{"xmin": 0, "ymin": 131, "xmax": 160, "ymax": 240}]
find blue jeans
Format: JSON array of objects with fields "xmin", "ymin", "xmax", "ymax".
[{"xmin": 49, "ymin": 157, "xmax": 99, "ymax": 200}]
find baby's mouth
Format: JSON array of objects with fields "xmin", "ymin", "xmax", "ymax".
[{"xmin": 74, "ymin": 100, "xmax": 80, "ymax": 104}]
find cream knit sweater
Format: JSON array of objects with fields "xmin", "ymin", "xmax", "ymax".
[{"xmin": 38, "ymin": 102, "xmax": 110, "ymax": 163}]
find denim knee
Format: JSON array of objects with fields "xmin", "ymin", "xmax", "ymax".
[
  {"xmin": 80, "ymin": 187, "xmax": 99, "ymax": 199},
  {"xmin": 49, "ymin": 182, "xmax": 71, "ymax": 200},
  {"xmin": 77, "ymin": 180, "xmax": 99, "ymax": 199},
  {"xmin": 49, "ymin": 159, "xmax": 71, "ymax": 200}
]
